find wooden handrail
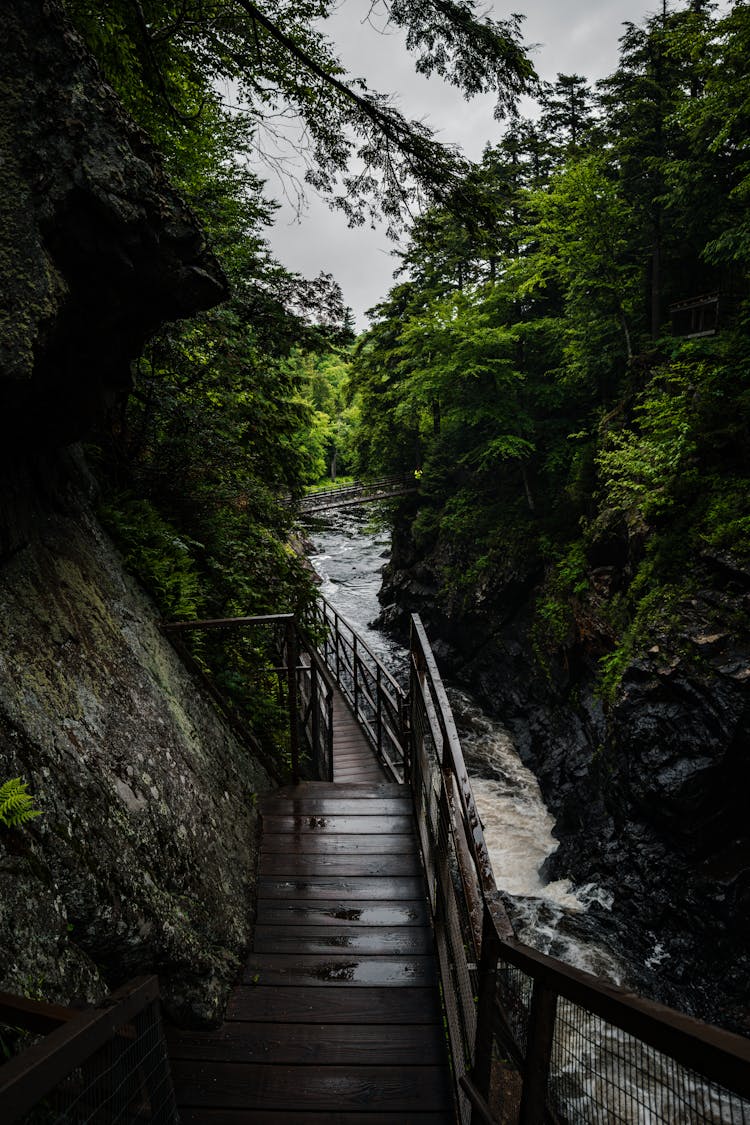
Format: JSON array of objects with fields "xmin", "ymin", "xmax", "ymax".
[
  {"xmin": 0, "ymin": 977, "xmax": 164, "ymax": 1122},
  {"xmin": 499, "ymin": 933, "xmax": 750, "ymax": 1098},
  {"xmin": 315, "ymin": 598, "xmax": 403, "ymax": 697},
  {"xmin": 407, "ymin": 611, "xmax": 750, "ymax": 1120},
  {"xmin": 162, "ymin": 613, "xmax": 294, "ymax": 631},
  {"xmin": 0, "ymin": 992, "xmax": 79, "ymax": 1034},
  {"xmin": 163, "ymin": 599, "xmax": 750, "ymax": 1117},
  {"xmin": 308, "ymin": 596, "xmax": 407, "ymax": 781}
]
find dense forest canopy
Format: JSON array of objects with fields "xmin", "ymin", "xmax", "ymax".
[
  {"xmin": 59, "ymin": 0, "xmax": 750, "ymax": 743},
  {"xmin": 60, "ymin": 0, "xmax": 535, "ymax": 748},
  {"xmin": 349, "ymin": 0, "xmax": 750, "ymax": 698}
]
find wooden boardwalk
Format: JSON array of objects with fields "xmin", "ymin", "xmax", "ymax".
[
  {"xmin": 331, "ymin": 688, "xmax": 387, "ymax": 784},
  {"xmin": 167, "ymin": 696, "xmax": 454, "ymax": 1123}
]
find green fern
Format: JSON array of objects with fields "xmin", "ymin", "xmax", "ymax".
[{"xmin": 0, "ymin": 778, "xmax": 42, "ymax": 829}]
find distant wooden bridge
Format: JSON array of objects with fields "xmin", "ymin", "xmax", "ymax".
[
  {"xmin": 3, "ymin": 600, "xmax": 750, "ymax": 1124},
  {"xmin": 295, "ymin": 474, "xmax": 417, "ymax": 515}
]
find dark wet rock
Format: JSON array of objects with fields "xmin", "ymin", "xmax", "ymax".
[
  {"xmin": 0, "ymin": 0, "xmax": 226, "ymax": 460},
  {"xmin": 0, "ymin": 453, "xmax": 271, "ymax": 1023},
  {"xmin": 381, "ymin": 513, "xmax": 750, "ymax": 1032}
]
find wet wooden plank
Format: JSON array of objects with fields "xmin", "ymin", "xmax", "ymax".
[
  {"xmin": 170, "ymin": 1061, "xmax": 451, "ymax": 1111},
  {"xmin": 260, "ymin": 851, "xmax": 421, "ymax": 877},
  {"xmin": 254, "ymin": 900, "xmax": 429, "ymax": 927},
  {"xmin": 334, "ymin": 759, "xmax": 378, "ymax": 770},
  {"xmin": 242, "ymin": 954, "xmax": 437, "ymax": 987},
  {"xmin": 227, "ymin": 985, "xmax": 441, "ymax": 1023},
  {"xmin": 333, "ymin": 758, "xmax": 381, "ymax": 770},
  {"xmin": 168, "ymin": 1021, "xmax": 444, "ymax": 1065},
  {"xmin": 257, "ymin": 876, "xmax": 425, "ymax": 900},
  {"xmin": 261, "ymin": 797, "xmax": 411, "ymax": 816},
  {"xmin": 169, "ymin": 767, "xmax": 452, "ymax": 1122},
  {"xmin": 331, "ymin": 754, "xmax": 379, "ymax": 766},
  {"xmin": 333, "ymin": 765, "xmax": 384, "ymax": 778},
  {"xmin": 271, "ymin": 783, "xmax": 402, "ymax": 799},
  {"xmin": 261, "ymin": 815, "xmax": 415, "ymax": 835},
  {"xmin": 253, "ymin": 924, "xmax": 433, "ymax": 955},
  {"xmin": 334, "ymin": 774, "xmax": 387, "ymax": 784},
  {"xmin": 260, "ymin": 832, "xmax": 415, "ymax": 855},
  {"xmin": 177, "ymin": 1109, "xmax": 452, "ymax": 1124},
  {"xmin": 334, "ymin": 770, "xmax": 388, "ymax": 781},
  {"xmin": 332, "ymin": 762, "xmax": 383, "ymax": 774}
]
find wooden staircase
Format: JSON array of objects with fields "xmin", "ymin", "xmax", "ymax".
[{"xmin": 167, "ymin": 773, "xmax": 454, "ymax": 1122}]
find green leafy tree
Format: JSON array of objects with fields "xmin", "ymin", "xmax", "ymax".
[
  {"xmin": 526, "ymin": 154, "xmax": 642, "ymax": 397},
  {"xmin": 65, "ymin": 0, "xmax": 535, "ymax": 232}
]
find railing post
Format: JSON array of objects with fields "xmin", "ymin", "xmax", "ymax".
[
  {"xmin": 519, "ymin": 980, "xmax": 558, "ymax": 1125},
  {"xmin": 286, "ymin": 619, "xmax": 300, "ymax": 786},
  {"xmin": 472, "ymin": 905, "xmax": 502, "ymax": 1120},
  {"xmin": 326, "ymin": 687, "xmax": 334, "ymax": 781},
  {"xmin": 310, "ymin": 659, "xmax": 320, "ymax": 779},
  {"xmin": 353, "ymin": 634, "xmax": 359, "ymax": 718},
  {"xmin": 376, "ymin": 664, "xmax": 382, "ymax": 758},
  {"xmin": 334, "ymin": 612, "xmax": 341, "ymax": 683}
]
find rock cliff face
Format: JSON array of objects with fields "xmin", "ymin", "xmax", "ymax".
[
  {"xmin": 0, "ymin": 1, "xmax": 269, "ymax": 1024},
  {"xmin": 379, "ymin": 510, "xmax": 750, "ymax": 1032},
  {"xmin": 0, "ymin": 0, "xmax": 225, "ymax": 465},
  {"xmin": 0, "ymin": 456, "xmax": 270, "ymax": 1023}
]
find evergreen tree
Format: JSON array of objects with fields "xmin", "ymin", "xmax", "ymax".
[{"xmin": 538, "ymin": 73, "xmax": 596, "ymax": 163}]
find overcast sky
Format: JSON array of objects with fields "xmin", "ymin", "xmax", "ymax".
[{"xmin": 253, "ymin": 2, "xmax": 696, "ymax": 330}]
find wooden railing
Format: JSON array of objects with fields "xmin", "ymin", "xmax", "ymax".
[
  {"xmin": 406, "ymin": 614, "xmax": 750, "ymax": 1125},
  {"xmin": 162, "ymin": 613, "xmax": 333, "ymax": 784},
  {"xmin": 304, "ymin": 596, "xmax": 407, "ymax": 781},
  {"xmin": 295, "ymin": 474, "xmax": 417, "ymax": 514},
  {"xmin": 140, "ymin": 601, "xmax": 750, "ymax": 1123},
  {"xmin": 0, "ymin": 976, "xmax": 177, "ymax": 1124},
  {"xmin": 296, "ymin": 633, "xmax": 335, "ymax": 782}
]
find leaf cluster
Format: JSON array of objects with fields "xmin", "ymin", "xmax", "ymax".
[{"xmin": 0, "ymin": 778, "xmax": 42, "ymax": 830}]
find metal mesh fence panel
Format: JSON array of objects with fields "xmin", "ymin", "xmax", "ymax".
[
  {"xmin": 496, "ymin": 960, "xmax": 533, "ymax": 1058},
  {"xmin": 549, "ymin": 998, "xmax": 750, "ymax": 1125},
  {"xmin": 17, "ymin": 1000, "xmax": 178, "ymax": 1125}
]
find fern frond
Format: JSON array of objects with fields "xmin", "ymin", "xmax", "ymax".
[{"xmin": 0, "ymin": 778, "xmax": 42, "ymax": 829}]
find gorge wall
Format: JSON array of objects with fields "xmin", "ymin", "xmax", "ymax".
[
  {"xmin": 0, "ymin": 0, "xmax": 270, "ymax": 1024},
  {"xmin": 380, "ymin": 504, "xmax": 750, "ymax": 1033}
]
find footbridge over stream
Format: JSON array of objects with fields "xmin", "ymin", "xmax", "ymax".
[
  {"xmin": 292, "ymin": 474, "xmax": 418, "ymax": 516},
  {"xmin": 3, "ymin": 597, "xmax": 750, "ymax": 1124}
]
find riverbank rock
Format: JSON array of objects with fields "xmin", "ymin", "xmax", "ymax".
[{"xmin": 380, "ymin": 504, "xmax": 750, "ymax": 1032}]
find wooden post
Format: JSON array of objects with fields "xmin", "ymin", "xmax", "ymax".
[
  {"xmin": 334, "ymin": 613, "xmax": 341, "ymax": 683},
  {"xmin": 376, "ymin": 664, "xmax": 382, "ymax": 758},
  {"xmin": 472, "ymin": 907, "xmax": 501, "ymax": 1122},
  {"xmin": 286, "ymin": 619, "xmax": 300, "ymax": 786},
  {"xmin": 310, "ymin": 661, "xmax": 320, "ymax": 779},
  {"xmin": 519, "ymin": 981, "xmax": 558, "ymax": 1124},
  {"xmin": 353, "ymin": 633, "xmax": 359, "ymax": 718}
]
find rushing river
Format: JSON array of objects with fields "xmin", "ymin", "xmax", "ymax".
[{"xmin": 305, "ymin": 505, "xmax": 624, "ymax": 982}]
